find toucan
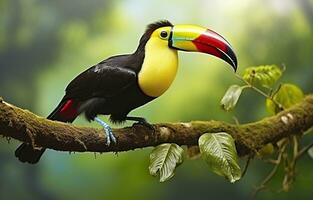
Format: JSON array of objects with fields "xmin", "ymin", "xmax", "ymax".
[{"xmin": 15, "ymin": 20, "xmax": 237, "ymax": 164}]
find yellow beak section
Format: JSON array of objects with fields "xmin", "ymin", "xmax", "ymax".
[
  {"xmin": 170, "ymin": 25, "xmax": 204, "ymax": 51},
  {"xmin": 170, "ymin": 25, "xmax": 237, "ymax": 71}
]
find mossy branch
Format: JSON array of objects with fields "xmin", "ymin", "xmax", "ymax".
[{"xmin": 0, "ymin": 95, "xmax": 313, "ymax": 156}]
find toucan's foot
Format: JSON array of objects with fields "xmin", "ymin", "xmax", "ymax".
[
  {"xmin": 135, "ymin": 121, "xmax": 154, "ymax": 130},
  {"xmin": 126, "ymin": 116, "xmax": 154, "ymax": 130},
  {"xmin": 94, "ymin": 117, "xmax": 117, "ymax": 145}
]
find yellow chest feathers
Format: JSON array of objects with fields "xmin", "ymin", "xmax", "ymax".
[{"xmin": 138, "ymin": 38, "xmax": 178, "ymax": 97}]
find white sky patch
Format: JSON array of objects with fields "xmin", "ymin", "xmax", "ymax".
[{"xmin": 268, "ymin": 0, "xmax": 296, "ymax": 15}]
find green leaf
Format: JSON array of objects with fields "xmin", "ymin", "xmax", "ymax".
[
  {"xmin": 220, "ymin": 85, "xmax": 243, "ymax": 111},
  {"xmin": 266, "ymin": 98, "xmax": 279, "ymax": 115},
  {"xmin": 257, "ymin": 143, "xmax": 274, "ymax": 157},
  {"xmin": 149, "ymin": 143, "xmax": 184, "ymax": 182},
  {"xmin": 199, "ymin": 132, "xmax": 241, "ymax": 183},
  {"xmin": 266, "ymin": 83, "xmax": 304, "ymax": 115},
  {"xmin": 308, "ymin": 147, "xmax": 313, "ymax": 159},
  {"xmin": 243, "ymin": 65, "xmax": 282, "ymax": 87}
]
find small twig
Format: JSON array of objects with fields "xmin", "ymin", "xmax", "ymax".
[
  {"xmin": 292, "ymin": 136, "xmax": 299, "ymax": 160},
  {"xmin": 252, "ymin": 143, "xmax": 287, "ymax": 199},
  {"xmin": 232, "ymin": 116, "xmax": 240, "ymax": 125},
  {"xmin": 295, "ymin": 140, "xmax": 313, "ymax": 160},
  {"xmin": 235, "ymin": 74, "xmax": 269, "ymax": 97},
  {"xmin": 273, "ymin": 83, "xmax": 282, "ymax": 97},
  {"xmin": 241, "ymin": 155, "xmax": 252, "ymax": 178},
  {"xmin": 280, "ymin": 136, "xmax": 299, "ymax": 192},
  {"xmin": 235, "ymin": 74, "xmax": 284, "ymax": 110},
  {"xmin": 252, "ymin": 158, "xmax": 281, "ymax": 199},
  {"xmin": 264, "ymin": 158, "xmax": 280, "ymax": 165}
]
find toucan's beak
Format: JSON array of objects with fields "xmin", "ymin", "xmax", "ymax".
[{"xmin": 169, "ymin": 25, "xmax": 237, "ymax": 71}]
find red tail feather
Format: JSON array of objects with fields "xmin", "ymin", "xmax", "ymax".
[
  {"xmin": 48, "ymin": 99, "xmax": 80, "ymax": 122},
  {"xmin": 59, "ymin": 99, "xmax": 79, "ymax": 120}
]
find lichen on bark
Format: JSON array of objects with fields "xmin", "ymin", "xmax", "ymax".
[{"xmin": 0, "ymin": 94, "xmax": 313, "ymax": 156}]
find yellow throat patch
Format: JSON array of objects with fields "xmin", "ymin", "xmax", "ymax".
[{"xmin": 138, "ymin": 28, "xmax": 178, "ymax": 97}]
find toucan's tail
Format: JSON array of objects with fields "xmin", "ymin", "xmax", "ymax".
[
  {"xmin": 15, "ymin": 99, "xmax": 80, "ymax": 164},
  {"xmin": 14, "ymin": 143, "xmax": 46, "ymax": 164}
]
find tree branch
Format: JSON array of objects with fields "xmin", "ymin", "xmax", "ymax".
[{"xmin": 1, "ymin": 95, "xmax": 313, "ymax": 156}]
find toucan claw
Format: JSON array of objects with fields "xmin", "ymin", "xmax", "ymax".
[
  {"xmin": 134, "ymin": 120, "xmax": 155, "ymax": 131},
  {"xmin": 95, "ymin": 117, "xmax": 117, "ymax": 145}
]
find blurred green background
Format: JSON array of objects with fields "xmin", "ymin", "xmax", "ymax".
[{"xmin": 1, "ymin": 0, "xmax": 313, "ymax": 199}]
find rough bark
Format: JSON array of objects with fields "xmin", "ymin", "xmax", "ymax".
[{"xmin": 0, "ymin": 95, "xmax": 313, "ymax": 156}]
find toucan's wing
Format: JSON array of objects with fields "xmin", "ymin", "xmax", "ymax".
[{"xmin": 64, "ymin": 58, "xmax": 137, "ymax": 100}]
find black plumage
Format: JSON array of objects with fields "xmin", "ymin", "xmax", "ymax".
[
  {"xmin": 64, "ymin": 54, "xmax": 153, "ymax": 123},
  {"xmin": 51, "ymin": 20, "xmax": 174, "ymax": 123},
  {"xmin": 15, "ymin": 20, "xmax": 173, "ymax": 164}
]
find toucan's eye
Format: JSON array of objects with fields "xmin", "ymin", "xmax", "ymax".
[{"xmin": 160, "ymin": 31, "xmax": 168, "ymax": 39}]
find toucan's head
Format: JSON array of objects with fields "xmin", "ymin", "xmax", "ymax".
[{"xmin": 138, "ymin": 20, "xmax": 237, "ymax": 71}]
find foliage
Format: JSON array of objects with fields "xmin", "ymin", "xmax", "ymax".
[
  {"xmin": 218, "ymin": 64, "xmax": 311, "ymax": 197},
  {"xmin": 1, "ymin": 0, "xmax": 313, "ymax": 199},
  {"xmin": 199, "ymin": 132, "xmax": 241, "ymax": 183},
  {"xmin": 149, "ymin": 143, "xmax": 184, "ymax": 182},
  {"xmin": 266, "ymin": 83, "xmax": 304, "ymax": 115},
  {"xmin": 220, "ymin": 85, "xmax": 243, "ymax": 111},
  {"xmin": 242, "ymin": 65, "xmax": 282, "ymax": 88}
]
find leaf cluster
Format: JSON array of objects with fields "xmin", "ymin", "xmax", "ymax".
[{"xmin": 148, "ymin": 64, "xmax": 312, "ymax": 198}]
